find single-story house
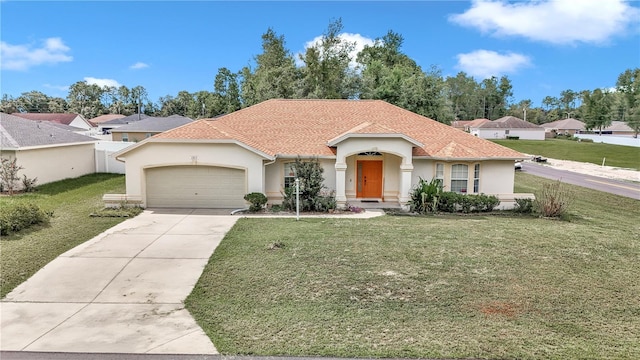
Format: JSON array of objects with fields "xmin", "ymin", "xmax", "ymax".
[
  {"xmin": 541, "ymin": 118, "xmax": 585, "ymax": 136},
  {"xmin": 88, "ymin": 114, "xmax": 126, "ymax": 127},
  {"xmin": 452, "ymin": 118, "xmax": 491, "ymax": 132},
  {"xmin": 98, "ymin": 114, "xmax": 150, "ymax": 134},
  {"xmin": 108, "ymin": 99, "xmax": 531, "ymax": 210},
  {"xmin": 11, "ymin": 112, "xmax": 93, "ymax": 130},
  {"xmin": 0, "ymin": 113, "xmax": 97, "ymax": 187},
  {"xmin": 471, "ymin": 116, "xmax": 545, "ymax": 140},
  {"xmin": 110, "ymin": 115, "xmax": 195, "ymax": 142},
  {"xmin": 599, "ymin": 121, "xmax": 636, "ymax": 136}
]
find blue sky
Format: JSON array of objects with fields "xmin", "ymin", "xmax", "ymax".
[{"xmin": 1, "ymin": 1, "xmax": 638, "ymax": 108}]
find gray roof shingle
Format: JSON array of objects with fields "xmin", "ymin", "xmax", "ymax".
[
  {"xmin": 110, "ymin": 115, "xmax": 194, "ymax": 133},
  {"xmin": 1, "ymin": 113, "xmax": 97, "ymax": 149}
]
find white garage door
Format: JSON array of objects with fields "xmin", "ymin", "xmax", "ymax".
[{"xmin": 146, "ymin": 166, "xmax": 246, "ymax": 208}]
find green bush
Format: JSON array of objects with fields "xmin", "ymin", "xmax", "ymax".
[
  {"xmin": 513, "ymin": 198, "xmax": 535, "ymax": 214},
  {"xmin": 437, "ymin": 192, "xmax": 459, "ymax": 213},
  {"xmin": 0, "ymin": 202, "xmax": 51, "ymax": 236},
  {"xmin": 244, "ymin": 192, "xmax": 268, "ymax": 212},
  {"xmin": 506, "ymin": 135, "xmax": 520, "ymax": 140},
  {"xmin": 282, "ymin": 158, "xmax": 336, "ymax": 212},
  {"xmin": 409, "ymin": 177, "xmax": 443, "ymax": 214},
  {"xmin": 433, "ymin": 192, "xmax": 500, "ymax": 213}
]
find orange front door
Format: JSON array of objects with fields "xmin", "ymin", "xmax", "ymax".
[{"xmin": 357, "ymin": 160, "xmax": 383, "ymax": 198}]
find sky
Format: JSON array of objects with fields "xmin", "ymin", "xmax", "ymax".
[{"xmin": 1, "ymin": 0, "xmax": 639, "ymax": 108}]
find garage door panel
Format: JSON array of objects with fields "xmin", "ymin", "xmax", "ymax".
[{"xmin": 146, "ymin": 166, "xmax": 246, "ymax": 208}]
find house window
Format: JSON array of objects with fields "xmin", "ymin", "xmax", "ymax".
[
  {"xmin": 145, "ymin": 133, "xmax": 152, "ymax": 138},
  {"xmin": 473, "ymin": 164, "xmax": 480, "ymax": 193},
  {"xmin": 284, "ymin": 162, "xmax": 296, "ymax": 188},
  {"xmin": 435, "ymin": 163, "xmax": 444, "ymax": 186},
  {"xmin": 122, "ymin": 133, "xmax": 129, "ymax": 142},
  {"xmin": 451, "ymin": 164, "xmax": 468, "ymax": 193},
  {"xmin": 505, "ymin": 129, "xmax": 510, "ymax": 135}
]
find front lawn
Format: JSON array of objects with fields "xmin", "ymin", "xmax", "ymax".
[
  {"xmin": 494, "ymin": 138, "xmax": 639, "ymax": 170},
  {"xmin": 186, "ymin": 173, "xmax": 640, "ymax": 359},
  {"xmin": 0, "ymin": 173, "xmax": 129, "ymax": 298}
]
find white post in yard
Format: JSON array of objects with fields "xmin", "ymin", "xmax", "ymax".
[
  {"xmin": 602, "ymin": 157, "xmax": 606, "ymax": 167},
  {"xmin": 295, "ymin": 178, "xmax": 300, "ymax": 221}
]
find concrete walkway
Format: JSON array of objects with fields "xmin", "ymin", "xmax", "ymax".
[{"xmin": 1, "ymin": 209, "xmax": 238, "ymax": 354}]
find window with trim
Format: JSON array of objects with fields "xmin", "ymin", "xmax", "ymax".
[
  {"xmin": 284, "ymin": 162, "xmax": 296, "ymax": 188},
  {"xmin": 451, "ymin": 164, "xmax": 468, "ymax": 193},
  {"xmin": 435, "ymin": 163, "xmax": 444, "ymax": 187},
  {"xmin": 122, "ymin": 133, "xmax": 129, "ymax": 142},
  {"xmin": 473, "ymin": 164, "xmax": 480, "ymax": 193}
]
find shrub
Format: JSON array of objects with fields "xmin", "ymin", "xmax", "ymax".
[
  {"xmin": 0, "ymin": 202, "xmax": 51, "ymax": 236},
  {"xmin": 282, "ymin": 157, "xmax": 336, "ymax": 212},
  {"xmin": 244, "ymin": 192, "xmax": 268, "ymax": 212},
  {"xmin": 513, "ymin": 198, "xmax": 535, "ymax": 214},
  {"xmin": 534, "ymin": 181, "xmax": 572, "ymax": 218},
  {"xmin": 409, "ymin": 177, "xmax": 443, "ymax": 214},
  {"xmin": 434, "ymin": 192, "xmax": 500, "ymax": 213},
  {"xmin": 437, "ymin": 192, "xmax": 460, "ymax": 213},
  {"xmin": 1, "ymin": 158, "xmax": 23, "ymax": 195},
  {"xmin": 21, "ymin": 175, "xmax": 38, "ymax": 193},
  {"xmin": 506, "ymin": 135, "xmax": 520, "ymax": 140}
]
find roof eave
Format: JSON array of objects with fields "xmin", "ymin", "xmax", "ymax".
[{"xmin": 327, "ymin": 133, "xmax": 424, "ymax": 147}]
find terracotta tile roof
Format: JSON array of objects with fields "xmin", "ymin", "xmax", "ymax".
[
  {"xmin": 11, "ymin": 112, "xmax": 81, "ymax": 126},
  {"xmin": 153, "ymin": 99, "xmax": 524, "ymax": 160}
]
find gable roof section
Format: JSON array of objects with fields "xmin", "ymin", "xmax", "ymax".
[
  {"xmin": 1, "ymin": 113, "xmax": 97, "ymax": 149},
  {"xmin": 11, "ymin": 112, "xmax": 85, "ymax": 126},
  {"xmin": 604, "ymin": 121, "xmax": 634, "ymax": 132},
  {"xmin": 142, "ymin": 100, "xmax": 524, "ymax": 160},
  {"xmin": 542, "ymin": 118, "xmax": 585, "ymax": 130},
  {"xmin": 89, "ymin": 114, "xmax": 126, "ymax": 126},
  {"xmin": 110, "ymin": 115, "xmax": 195, "ymax": 133},
  {"xmin": 478, "ymin": 116, "xmax": 542, "ymax": 129},
  {"xmin": 101, "ymin": 113, "xmax": 150, "ymax": 125}
]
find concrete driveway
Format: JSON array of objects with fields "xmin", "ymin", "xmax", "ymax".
[{"xmin": 1, "ymin": 209, "xmax": 238, "ymax": 354}]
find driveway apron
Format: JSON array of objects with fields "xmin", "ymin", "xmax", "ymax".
[{"xmin": 1, "ymin": 209, "xmax": 238, "ymax": 354}]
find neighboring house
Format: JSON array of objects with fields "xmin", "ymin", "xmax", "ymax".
[
  {"xmin": 0, "ymin": 113, "xmax": 97, "ymax": 186},
  {"xmin": 471, "ymin": 116, "xmax": 545, "ymax": 140},
  {"xmin": 88, "ymin": 114, "xmax": 126, "ymax": 127},
  {"xmin": 542, "ymin": 118, "xmax": 585, "ymax": 136},
  {"xmin": 110, "ymin": 115, "xmax": 195, "ymax": 142},
  {"xmin": 109, "ymin": 99, "xmax": 531, "ymax": 209},
  {"xmin": 452, "ymin": 118, "xmax": 490, "ymax": 132},
  {"xmin": 11, "ymin": 112, "xmax": 93, "ymax": 130},
  {"xmin": 99, "ymin": 114, "xmax": 150, "ymax": 134},
  {"xmin": 599, "ymin": 121, "xmax": 635, "ymax": 136}
]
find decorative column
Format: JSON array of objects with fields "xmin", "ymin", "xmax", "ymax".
[
  {"xmin": 399, "ymin": 163, "xmax": 414, "ymax": 209},
  {"xmin": 335, "ymin": 162, "xmax": 348, "ymax": 208}
]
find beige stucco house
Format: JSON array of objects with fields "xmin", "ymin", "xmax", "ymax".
[
  {"xmin": 0, "ymin": 114, "xmax": 97, "ymax": 187},
  {"xmin": 109, "ymin": 99, "xmax": 530, "ymax": 209},
  {"xmin": 471, "ymin": 116, "xmax": 545, "ymax": 140},
  {"xmin": 110, "ymin": 115, "xmax": 194, "ymax": 142}
]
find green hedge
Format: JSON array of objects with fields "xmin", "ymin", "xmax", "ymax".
[{"xmin": 0, "ymin": 203, "xmax": 51, "ymax": 236}]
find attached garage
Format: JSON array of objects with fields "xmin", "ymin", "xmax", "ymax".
[{"xmin": 145, "ymin": 166, "xmax": 246, "ymax": 208}]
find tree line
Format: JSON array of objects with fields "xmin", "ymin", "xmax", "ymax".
[{"xmin": 1, "ymin": 19, "xmax": 638, "ymax": 134}]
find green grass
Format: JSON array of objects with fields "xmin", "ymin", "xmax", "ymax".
[
  {"xmin": 0, "ymin": 173, "xmax": 129, "ymax": 298},
  {"xmin": 494, "ymin": 139, "xmax": 640, "ymax": 170},
  {"xmin": 186, "ymin": 172, "xmax": 640, "ymax": 359}
]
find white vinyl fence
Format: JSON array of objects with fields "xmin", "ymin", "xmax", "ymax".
[
  {"xmin": 95, "ymin": 141, "xmax": 134, "ymax": 174},
  {"xmin": 575, "ymin": 134, "xmax": 640, "ymax": 147}
]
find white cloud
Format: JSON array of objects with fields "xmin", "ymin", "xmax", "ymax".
[
  {"xmin": 130, "ymin": 62, "xmax": 149, "ymax": 70},
  {"xmin": 296, "ymin": 33, "xmax": 375, "ymax": 68},
  {"xmin": 455, "ymin": 50, "xmax": 531, "ymax": 79},
  {"xmin": 84, "ymin": 77, "xmax": 121, "ymax": 88},
  {"xmin": 0, "ymin": 37, "xmax": 72, "ymax": 71},
  {"xmin": 449, "ymin": 0, "xmax": 639, "ymax": 45}
]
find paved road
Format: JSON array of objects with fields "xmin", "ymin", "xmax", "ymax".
[{"xmin": 521, "ymin": 163, "xmax": 640, "ymax": 200}]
